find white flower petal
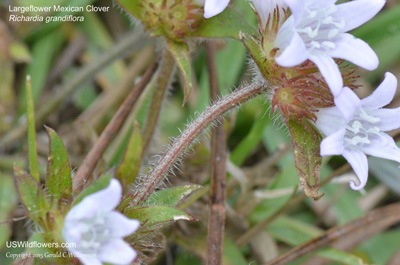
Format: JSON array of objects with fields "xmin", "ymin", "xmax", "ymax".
[
  {"xmin": 66, "ymin": 179, "xmax": 122, "ymax": 220},
  {"xmin": 374, "ymin": 108, "xmax": 400, "ymax": 131},
  {"xmin": 106, "ymin": 212, "xmax": 140, "ymax": 237},
  {"xmin": 320, "ymin": 128, "xmax": 345, "ymax": 156},
  {"xmin": 275, "ymin": 32, "xmax": 308, "ymax": 67},
  {"xmin": 98, "ymin": 239, "xmax": 137, "ymax": 265},
  {"xmin": 283, "ymin": 0, "xmax": 305, "ymax": 23},
  {"xmin": 334, "ymin": 87, "xmax": 361, "ymax": 121},
  {"xmin": 335, "ymin": 0, "xmax": 385, "ymax": 32},
  {"xmin": 62, "ymin": 222, "xmax": 85, "ymax": 244},
  {"xmin": 315, "ymin": 107, "xmax": 345, "ymax": 136},
  {"xmin": 204, "ymin": 0, "xmax": 230, "ymax": 18},
  {"xmin": 309, "ymin": 55, "xmax": 343, "ymax": 96},
  {"xmin": 342, "ymin": 150, "xmax": 368, "ymax": 190},
  {"xmin": 329, "ymin": 33, "xmax": 378, "ymax": 71},
  {"xmin": 362, "ymin": 134, "xmax": 400, "ymax": 164},
  {"xmin": 361, "ymin": 72, "xmax": 398, "ymax": 110}
]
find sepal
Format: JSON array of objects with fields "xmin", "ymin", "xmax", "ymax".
[
  {"xmin": 45, "ymin": 126, "xmax": 72, "ymax": 202},
  {"xmin": 287, "ymin": 119, "xmax": 324, "ymax": 200}
]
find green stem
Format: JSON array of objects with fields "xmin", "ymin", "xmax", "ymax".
[
  {"xmin": 26, "ymin": 76, "xmax": 40, "ymax": 181},
  {"xmin": 141, "ymin": 50, "xmax": 176, "ymax": 153}
]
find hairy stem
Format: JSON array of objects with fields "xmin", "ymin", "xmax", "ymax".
[
  {"xmin": 132, "ymin": 81, "xmax": 268, "ymax": 205},
  {"xmin": 206, "ymin": 42, "xmax": 227, "ymax": 265}
]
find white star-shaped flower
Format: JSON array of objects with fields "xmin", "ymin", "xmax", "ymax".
[
  {"xmin": 62, "ymin": 179, "xmax": 140, "ymax": 265},
  {"xmin": 275, "ymin": 0, "xmax": 385, "ymax": 96},
  {"xmin": 315, "ymin": 72, "xmax": 400, "ymax": 190}
]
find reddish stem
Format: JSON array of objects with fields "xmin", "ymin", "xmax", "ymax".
[{"xmin": 206, "ymin": 42, "xmax": 227, "ymax": 265}]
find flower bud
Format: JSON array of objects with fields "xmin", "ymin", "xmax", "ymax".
[{"xmin": 140, "ymin": 0, "xmax": 204, "ymax": 41}]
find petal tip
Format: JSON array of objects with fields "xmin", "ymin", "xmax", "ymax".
[
  {"xmin": 204, "ymin": 0, "xmax": 229, "ymax": 18},
  {"xmin": 349, "ymin": 180, "xmax": 366, "ymax": 191}
]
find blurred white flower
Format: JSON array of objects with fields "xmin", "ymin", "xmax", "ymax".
[
  {"xmin": 204, "ymin": 0, "xmax": 230, "ymax": 18},
  {"xmin": 62, "ymin": 179, "xmax": 140, "ymax": 265}
]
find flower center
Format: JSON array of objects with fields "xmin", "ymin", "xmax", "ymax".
[
  {"xmin": 79, "ymin": 212, "xmax": 110, "ymax": 254},
  {"xmin": 344, "ymin": 109, "xmax": 386, "ymax": 148},
  {"xmin": 295, "ymin": 3, "xmax": 345, "ymax": 53}
]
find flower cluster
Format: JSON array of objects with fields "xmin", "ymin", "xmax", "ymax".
[
  {"xmin": 204, "ymin": 0, "xmax": 400, "ymax": 191},
  {"xmin": 140, "ymin": 0, "xmax": 204, "ymax": 41}
]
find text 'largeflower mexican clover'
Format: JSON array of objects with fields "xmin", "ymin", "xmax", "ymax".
[
  {"xmin": 315, "ymin": 72, "xmax": 400, "ymax": 190},
  {"xmin": 275, "ymin": 0, "xmax": 385, "ymax": 96},
  {"xmin": 62, "ymin": 179, "xmax": 140, "ymax": 265}
]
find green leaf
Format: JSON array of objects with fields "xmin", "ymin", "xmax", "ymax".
[
  {"xmin": 175, "ymin": 234, "xmax": 248, "ymax": 265},
  {"xmin": 113, "ymin": 0, "xmax": 141, "ymax": 20},
  {"xmin": 146, "ymin": 185, "xmax": 202, "ymax": 207},
  {"xmin": 365, "ymin": 32, "xmax": 400, "ymax": 82},
  {"xmin": 193, "ymin": 6, "xmax": 256, "ymax": 40},
  {"xmin": 13, "ymin": 166, "xmax": 48, "ymax": 221},
  {"xmin": 45, "ymin": 126, "xmax": 72, "ymax": 200},
  {"xmin": 268, "ymin": 216, "xmax": 370, "ymax": 265},
  {"xmin": 369, "ymin": 157, "xmax": 400, "ymax": 195},
  {"xmin": 174, "ymin": 249, "xmax": 203, "ymax": 265},
  {"xmin": 287, "ymin": 119, "xmax": 323, "ymax": 200},
  {"xmin": 352, "ymin": 5, "xmax": 400, "ymax": 46},
  {"xmin": 0, "ymin": 42, "xmax": 14, "ymax": 135},
  {"xmin": 318, "ymin": 248, "xmax": 369, "ymax": 265},
  {"xmin": 230, "ymin": 103, "xmax": 270, "ymax": 166},
  {"xmin": 166, "ymin": 40, "xmax": 192, "ymax": 105},
  {"xmin": 0, "ymin": 173, "xmax": 18, "ymax": 248},
  {"xmin": 351, "ymin": 5, "xmax": 400, "ymax": 83},
  {"xmin": 223, "ymin": 238, "xmax": 249, "ymax": 265},
  {"xmin": 18, "ymin": 29, "xmax": 64, "ymax": 115},
  {"xmin": 72, "ymin": 172, "xmax": 113, "ymax": 206},
  {"xmin": 116, "ymin": 122, "xmax": 142, "ymax": 192},
  {"xmin": 125, "ymin": 205, "xmax": 195, "ymax": 227},
  {"xmin": 240, "ymin": 33, "xmax": 270, "ymax": 78},
  {"xmin": 26, "ymin": 76, "xmax": 40, "ymax": 182},
  {"xmin": 9, "ymin": 41, "xmax": 31, "ymax": 63},
  {"xmin": 28, "ymin": 233, "xmax": 68, "ymax": 264},
  {"xmin": 359, "ymin": 230, "xmax": 400, "ymax": 264}
]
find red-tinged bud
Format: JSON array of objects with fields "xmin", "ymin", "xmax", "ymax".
[
  {"xmin": 270, "ymin": 61, "xmax": 335, "ymax": 124},
  {"xmin": 139, "ymin": 0, "xmax": 204, "ymax": 41},
  {"xmin": 267, "ymin": 59, "xmax": 359, "ymax": 127}
]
